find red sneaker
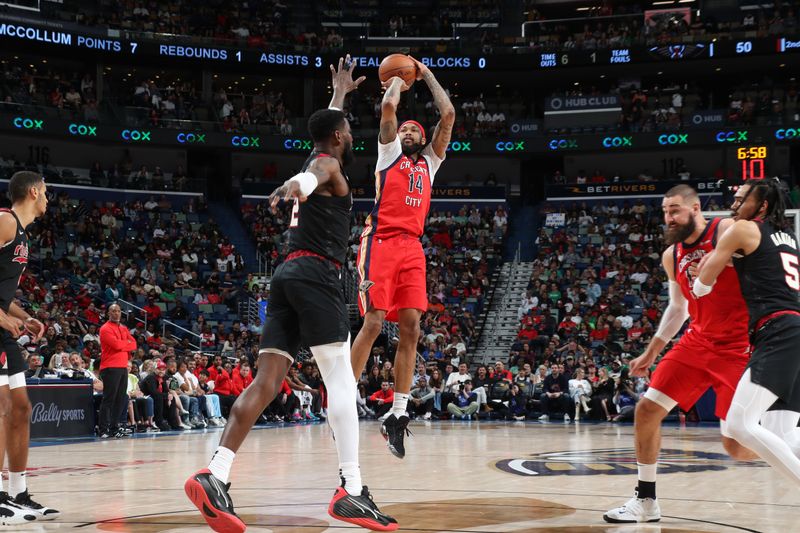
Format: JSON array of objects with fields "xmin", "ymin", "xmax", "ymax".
[
  {"xmin": 328, "ymin": 478, "xmax": 398, "ymax": 531},
  {"xmin": 184, "ymin": 469, "xmax": 246, "ymax": 533}
]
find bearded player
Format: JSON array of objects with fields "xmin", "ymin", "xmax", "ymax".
[
  {"xmin": 351, "ymin": 57, "xmax": 455, "ymax": 459},
  {"xmin": 604, "ymin": 184, "xmax": 756, "ymax": 524}
]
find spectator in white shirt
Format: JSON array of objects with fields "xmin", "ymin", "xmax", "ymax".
[{"xmin": 445, "ymin": 362, "xmax": 472, "ymax": 393}]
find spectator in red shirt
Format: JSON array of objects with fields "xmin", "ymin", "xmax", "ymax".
[
  {"xmin": 210, "ymin": 356, "xmax": 236, "ymax": 417},
  {"xmin": 84, "ymin": 302, "xmax": 101, "ymax": 325},
  {"xmin": 232, "ymin": 362, "xmax": 253, "ymax": 396},
  {"xmin": 518, "ymin": 323, "xmax": 538, "ymax": 342},
  {"xmin": 143, "ymin": 297, "xmax": 161, "ymax": 325},
  {"xmin": 367, "ymin": 380, "xmax": 394, "ymax": 419},
  {"xmin": 98, "ymin": 303, "xmax": 137, "ymax": 437},
  {"xmin": 492, "ymin": 361, "xmax": 513, "ymax": 382}
]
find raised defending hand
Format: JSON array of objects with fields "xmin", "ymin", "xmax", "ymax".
[{"xmin": 330, "ymin": 54, "xmax": 366, "ymax": 95}]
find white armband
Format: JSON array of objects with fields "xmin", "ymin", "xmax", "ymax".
[
  {"xmin": 692, "ymin": 277, "xmax": 714, "ymax": 298},
  {"xmin": 654, "ymin": 281, "xmax": 690, "ymax": 342},
  {"xmin": 328, "ymin": 106, "xmax": 341, "ymax": 111},
  {"xmin": 289, "ymin": 172, "xmax": 319, "ymax": 197}
]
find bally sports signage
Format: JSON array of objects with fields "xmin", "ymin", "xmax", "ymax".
[
  {"xmin": 27, "ymin": 380, "xmax": 95, "ymax": 439},
  {"xmin": 547, "ymin": 179, "xmax": 721, "ymax": 200}
]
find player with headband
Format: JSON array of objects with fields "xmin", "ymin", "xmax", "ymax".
[{"xmin": 351, "ymin": 56, "xmax": 455, "ymax": 459}]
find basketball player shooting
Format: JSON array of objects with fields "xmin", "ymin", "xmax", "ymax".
[
  {"xmin": 695, "ymin": 179, "xmax": 800, "ymax": 486},
  {"xmin": 604, "ymin": 184, "xmax": 757, "ymax": 524},
  {"xmin": 351, "ymin": 56, "xmax": 455, "ymax": 459},
  {"xmin": 185, "ymin": 56, "xmax": 398, "ymax": 533}
]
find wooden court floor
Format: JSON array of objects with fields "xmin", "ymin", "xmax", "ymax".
[{"xmin": 19, "ymin": 420, "xmax": 798, "ymax": 532}]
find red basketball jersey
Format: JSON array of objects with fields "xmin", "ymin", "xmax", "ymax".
[
  {"xmin": 362, "ymin": 136, "xmax": 444, "ymax": 239},
  {"xmin": 673, "ymin": 218, "xmax": 749, "ymax": 345}
]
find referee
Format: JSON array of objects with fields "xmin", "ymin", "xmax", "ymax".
[{"xmin": 98, "ymin": 303, "xmax": 137, "ymax": 438}]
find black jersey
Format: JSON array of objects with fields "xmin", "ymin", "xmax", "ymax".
[
  {"xmin": 287, "ymin": 152, "xmax": 352, "ymax": 265},
  {"xmin": 0, "ymin": 209, "xmax": 29, "ymax": 312},
  {"xmin": 733, "ymin": 220, "xmax": 800, "ymax": 331}
]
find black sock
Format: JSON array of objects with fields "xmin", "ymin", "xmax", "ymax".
[{"xmin": 637, "ymin": 481, "xmax": 656, "ymax": 500}]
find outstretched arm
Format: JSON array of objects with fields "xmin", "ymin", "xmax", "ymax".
[
  {"xmin": 379, "ymin": 77, "xmax": 408, "ymax": 144},
  {"xmin": 268, "ymin": 156, "xmax": 340, "ymax": 209},
  {"xmin": 409, "ymin": 56, "xmax": 455, "ymax": 159},
  {"xmin": 328, "ymin": 54, "xmax": 365, "ymax": 110}
]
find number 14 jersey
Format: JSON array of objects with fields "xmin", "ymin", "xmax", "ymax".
[{"xmin": 361, "ymin": 136, "xmax": 444, "ymax": 240}]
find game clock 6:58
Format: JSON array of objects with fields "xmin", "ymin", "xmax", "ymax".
[{"xmin": 737, "ymin": 145, "xmax": 768, "ymax": 180}]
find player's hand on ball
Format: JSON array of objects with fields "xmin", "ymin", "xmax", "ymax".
[
  {"xmin": 330, "ymin": 54, "xmax": 366, "ymax": 95},
  {"xmin": 381, "ymin": 76, "xmax": 410, "ymax": 92},
  {"xmin": 406, "ymin": 55, "xmax": 428, "ymax": 80}
]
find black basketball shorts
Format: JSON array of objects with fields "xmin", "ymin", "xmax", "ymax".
[
  {"xmin": 0, "ymin": 329, "xmax": 27, "ymax": 377},
  {"xmin": 259, "ymin": 256, "xmax": 350, "ymax": 361},
  {"xmin": 749, "ymin": 313, "xmax": 800, "ymax": 411}
]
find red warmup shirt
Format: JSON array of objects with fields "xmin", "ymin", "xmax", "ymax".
[
  {"xmin": 369, "ymin": 388, "xmax": 394, "ymax": 403},
  {"xmin": 99, "ymin": 320, "xmax": 137, "ymax": 370},
  {"xmin": 279, "ymin": 379, "xmax": 292, "ymax": 396},
  {"xmin": 213, "ymin": 369, "xmax": 233, "ymax": 395},
  {"xmin": 232, "ymin": 371, "xmax": 253, "ymax": 396}
]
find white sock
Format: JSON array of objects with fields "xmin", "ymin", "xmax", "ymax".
[
  {"xmin": 392, "ymin": 393, "xmax": 409, "ymax": 417},
  {"xmin": 8, "ymin": 472, "xmax": 25, "ymax": 497},
  {"xmin": 310, "ymin": 336, "xmax": 362, "ymax": 495},
  {"xmin": 208, "ymin": 446, "xmax": 236, "ymax": 484},
  {"xmin": 637, "ymin": 462, "xmax": 657, "ymax": 483},
  {"xmin": 340, "ymin": 462, "xmax": 362, "ymax": 494}
]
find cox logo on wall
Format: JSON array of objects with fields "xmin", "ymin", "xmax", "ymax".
[
  {"xmin": 658, "ymin": 133, "xmax": 688, "ymax": 145},
  {"xmin": 715, "ymin": 131, "xmax": 748, "ymax": 143},
  {"xmin": 232, "ymin": 135, "xmax": 260, "ymax": 148},
  {"xmin": 13, "ymin": 117, "xmax": 44, "ymax": 130},
  {"xmin": 602, "ymin": 136, "xmax": 632, "ymax": 148},
  {"xmin": 68, "ymin": 123, "xmax": 97, "ymax": 137},
  {"xmin": 283, "ymin": 138, "xmax": 313, "ymax": 150},
  {"xmin": 495, "ymin": 140, "xmax": 525, "ymax": 152},
  {"xmin": 121, "ymin": 129, "xmax": 152, "ymax": 142},
  {"xmin": 548, "ymin": 138, "xmax": 578, "ymax": 151},
  {"xmin": 776, "ymin": 128, "xmax": 800, "ymax": 140},
  {"xmin": 177, "ymin": 132, "xmax": 206, "ymax": 144},
  {"xmin": 446, "ymin": 141, "xmax": 471, "ymax": 152}
]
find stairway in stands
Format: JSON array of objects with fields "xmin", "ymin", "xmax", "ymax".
[
  {"xmin": 207, "ymin": 200, "xmax": 259, "ymax": 273},
  {"xmin": 471, "ymin": 260, "xmax": 534, "ymax": 365},
  {"xmin": 504, "ymin": 200, "xmax": 539, "ymax": 262}
]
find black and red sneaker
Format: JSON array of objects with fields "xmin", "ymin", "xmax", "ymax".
[
  {"xmin": 184, "ymin": 469, "xmax": 246, "ymax": 533},
  {"xmin": 328, "ymin": 478, "xmax": 398, "ymax": 531}
]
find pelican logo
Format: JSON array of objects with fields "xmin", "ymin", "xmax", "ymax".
[
  {"xmin": 12, "ymin": 242, "xmax": 28, "ymax": 264},
  {"xmin": 494, "ymin": 448, "xmax": 766, "ymax": 476},
  {"xmin": 359, "ymin": 280, "xmax": 374, "ymax": 292}
]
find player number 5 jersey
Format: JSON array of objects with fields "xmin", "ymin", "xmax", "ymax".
[{"xmin": 361, "ymin": 136, "xmax": 444, "ymax": 240}]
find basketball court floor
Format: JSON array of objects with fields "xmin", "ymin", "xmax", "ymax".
[{"xmin": 23, "ymin": 420, "xmax": 795, "ymax": 532}]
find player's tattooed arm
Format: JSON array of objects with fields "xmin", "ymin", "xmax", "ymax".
[
  {"xmin": 379, "ymin": 77, "xmax": 406, "ymax": 144},
  {"xmin": 409, "ymin": 56, "xmax": 455, "ymax": 159}
]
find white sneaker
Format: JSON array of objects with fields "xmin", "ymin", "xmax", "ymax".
[
  {"xmin": 538, "ymin": 414, "xmax": 549, "ymax": 421},
  {"xmin": 423, "ymin": 412, "xmax": 432, "ymax": 420},
  {"xmin": 0, "ymin": 492, "xmax": 37, "ymax": 525},
  {"xmin": 564, "ymin": 414, "xmax": 571, "ymax": 422},
  {"xmin": 604, "ymin": 495, "xmax": 661, "ymax": 523}
]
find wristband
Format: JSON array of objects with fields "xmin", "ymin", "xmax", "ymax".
[
  {"xmin": 692, "ymin": 278, "xmax": 714, "ymax": 297},
  {"xmin": 289, "ymin": 172, "xmax": 319, "ymax": 197},
  {"xmin": 328, "ymin": 106, "xmax": 341, "ymax": 111}
]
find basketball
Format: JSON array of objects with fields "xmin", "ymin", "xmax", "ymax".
[{"xmin": 378, "ymin": 54, "xmax": 417, "ymax": 86}]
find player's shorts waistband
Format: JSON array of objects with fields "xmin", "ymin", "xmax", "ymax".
[
  {"xmin": 753, "ymin": 310, "xmax": 800, "ymax": 333},
  {"xmin": 370, "ymin": 233, "xmax": 421, "ymax": 242},
  {"xmin": 285, "ymin": 249, "xmax": 341, "ymax": 269}
]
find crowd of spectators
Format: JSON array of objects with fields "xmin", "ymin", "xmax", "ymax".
[
  {"xmin": 0, "ymin": 59, "xmax": 100, "ymax": 122},
  {"xmin": 522, "ymin": 1, "xmax": 800, "ymax": 52}
]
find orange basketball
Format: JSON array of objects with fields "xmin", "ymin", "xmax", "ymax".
[{"xmin": 378, "ymin": 54, "xmax": 417, "ymax": 87}]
